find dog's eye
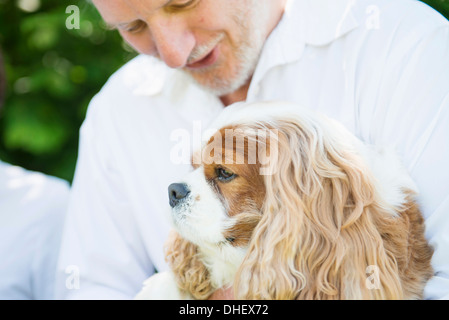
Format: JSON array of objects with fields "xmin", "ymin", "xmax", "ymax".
[{"xmin": 216, "ymin": 167, "xmax": 236, "ymax": 182}]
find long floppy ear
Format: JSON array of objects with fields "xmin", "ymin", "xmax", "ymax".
[
  {"xmin": 234, "ymin": 119, "xmax": 404, "ymax": 300},
  {"xmin": 164, "ymin": 230, "xmax": 214, "ymax": 299}
]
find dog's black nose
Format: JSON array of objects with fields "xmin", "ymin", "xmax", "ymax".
[{"xmin": 168, "ymin": 183, "xmax": 190, "ymax": 208}]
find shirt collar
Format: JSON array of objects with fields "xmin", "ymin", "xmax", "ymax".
[
  {"xmin": 249, "ymin": 0, "xmax": 359, "ymax": 95},
  {"xmin": 123, "ymin": 55, "xmax": 172, "ymax": 97},
  {"xmin": 299, "ymin": 0, "xmax": 359, "ymax": 47}
]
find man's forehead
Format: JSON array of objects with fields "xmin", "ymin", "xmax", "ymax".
[{"xmin": 92, "ymin": 0, "xmax": 174, "ymax": 24}]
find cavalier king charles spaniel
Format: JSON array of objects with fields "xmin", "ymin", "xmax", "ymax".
[{"xmin": 136, "ymin": 101, "xmax": 433, "ymax": 300}]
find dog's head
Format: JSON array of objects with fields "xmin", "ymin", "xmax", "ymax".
[
  {"xmin": 168, "ymin": 123, "xmax": 271, "ymax": 247},
  {"xmin": 166, "ymin": 101, "xmax": 414, "ymax": 299}
]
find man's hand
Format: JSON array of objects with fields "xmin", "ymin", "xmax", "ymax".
[{"xmin": 208, "ymin": 286, "xmax": 234, "ymax": 300}]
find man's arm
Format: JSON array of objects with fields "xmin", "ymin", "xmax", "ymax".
[
  {"xmin": 55, "ymin": 93, "xmax": 154, "ymax": 299},
  {"xmin": 359, "ymin": 11, "xmax": 449, "ymax": 298},
  {"xmin": 409, "ymin": 100, "xmax": 449, "ymax": 299}
]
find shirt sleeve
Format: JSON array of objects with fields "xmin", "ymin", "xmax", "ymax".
[
  {"xmin": 32, "ymin": 178, "xmax": 70, "ymax": 300},
  {"xmin": 54, "ymin": 93, "xmax": 155, "ymax": 300},
  {"xmin": 360, "ymin": 20, "xmax": 449, "ymax": 299},
  {"xmin": 411, "ymin": 101, "xmax": 449, "ymax": 300}
]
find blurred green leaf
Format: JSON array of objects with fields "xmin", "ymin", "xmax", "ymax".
[
  {"xmin": 421, "ymin": 0, "xmax": 449, "ymax": 19},
  {"xmin": 0, "ymin": 0, "xmax": 137, "ymax": 182},
  {"xmin": 3, "ymin": 100, "xmax": 69, "ymax": 154}
]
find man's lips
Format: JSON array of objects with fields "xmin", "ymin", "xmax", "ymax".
[{"xmin": 186, "ymin": 46, "xmax": 220, "ymax": 69}]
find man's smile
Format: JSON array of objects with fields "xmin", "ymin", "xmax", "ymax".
[{"xmin": 186, "ymin": 45, "xmax": 220, "ymax": 69}]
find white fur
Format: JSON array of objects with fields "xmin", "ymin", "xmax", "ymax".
[
  {"xmin": 198, "ymin": 243, "xmax": 247, "ymax": 289},
  {"xmin": 134, "ymin": 271, "xmax": 193, "ymax": 300},
  {"xmin": 172, "ymin": 166, "xmax": 248, "ymax": 288},
  {"xmin": 361, "ymin": 145, "xmax": 418, "ymax": 215},
  {"xmin": 171, "ymin": 167, "xmax": 232, "ymax": 246},
  {"xmin": 137, "ymin": 166, "xmax": 247, "ymax": 299}
]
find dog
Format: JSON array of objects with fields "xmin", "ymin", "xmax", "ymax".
[{"xmin": 135, "ymin": 101, "xmax": 433, "ymax": 300}]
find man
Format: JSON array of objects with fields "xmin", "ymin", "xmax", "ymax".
[
  {"xmin": 56, "ymin": 0, "xmax": 449, "ymax": 299},
  {"xmin": 0, "ymin": 48, "xmax": 70, "ymax": 299}
]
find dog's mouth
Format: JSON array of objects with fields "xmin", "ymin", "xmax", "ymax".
[{"xmin": 169, "ymin": 197, "xmax": 192, "ymax": 224}]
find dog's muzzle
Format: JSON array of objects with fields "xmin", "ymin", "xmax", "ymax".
[{"xmin": 168, "ymin": 183, "xmax": 191, "ymax": 208}]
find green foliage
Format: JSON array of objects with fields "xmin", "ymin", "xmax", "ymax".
[
  {"xmin": 422, "ymin": 0, "xmax": 449, "ymax": 19},
  {"xmin": 0, "ymin": 0, "xmax": 136, "ymax": 182},
  {"xmin": 0, "ymin": 0, "xmax": 448, "ymax": 183}
]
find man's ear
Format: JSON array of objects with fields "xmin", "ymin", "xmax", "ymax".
[{"xmin": 234, "ymin": 119, "xmax": 405, "ymax": 299}]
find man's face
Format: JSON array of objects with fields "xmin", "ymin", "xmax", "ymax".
[{"xmin": 92, "ymin": 0, "xmax": 278, "ymax": 97}]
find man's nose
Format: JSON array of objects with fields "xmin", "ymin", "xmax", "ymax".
[
  {"xmin": 168, "ymin": 183, "xmax": 191, "ymax": 208},
  {"xmin": 150, "ymin": 18, "xmax": 195, "ymax": 69}
]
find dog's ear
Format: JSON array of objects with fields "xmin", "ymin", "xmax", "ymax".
[
  {"xmin": 165, "ymin": 230, "xmax": 214, "ymax": 299},
  {"xmin": 234, "ymin": 119, "xmax": 404, "ymax": 300}
]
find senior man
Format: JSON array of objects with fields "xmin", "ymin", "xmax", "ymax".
[{"xmin": 56, "ymin": 0, "xmax": 449, "ymax": 299}]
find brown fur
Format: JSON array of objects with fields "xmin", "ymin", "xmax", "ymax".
[
  {"xmin": 166, "ymin": 119, "xmax": 434, "ymax": 300},
  {"xmin": 373, "ymin": 192, "xmax": 434, "ymax": 299},
  {"xmin": 201, "ymin": 126, "xmax": 266, "ymax": 247},
  {"xmin": 165, "ymin": 230, "xmax": 214, "ymax": 300}
]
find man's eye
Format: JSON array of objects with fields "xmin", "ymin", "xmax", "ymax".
[
  {"xmin": 216, "ymin": 167, "xmax": 236, "ymax": 182},
  {"xmin": 122, "ymin": 21, "xmax": 146, "ymax": 34},
  {"xmin": 167, "ymin": 0, "xmax": 197, "ymax": 11}
]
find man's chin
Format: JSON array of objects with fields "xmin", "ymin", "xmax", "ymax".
[{"xmin": 186, "ymin": 71, "xmax": 251, "ymax": 98}]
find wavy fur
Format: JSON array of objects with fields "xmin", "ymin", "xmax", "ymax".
[{"xmin": 165, "ymin": 106, "xmax": 433, "ymax": 300}]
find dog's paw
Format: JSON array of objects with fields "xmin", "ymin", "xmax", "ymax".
[{"xmin": 134, "ymin": 271, "xmax": 192, "ymax": 300}]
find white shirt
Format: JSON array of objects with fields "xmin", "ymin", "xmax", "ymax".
[
  {"xmin": 0, "ymin": 161, "xmax": 69, "ymax": 299},
  {"xmin": 56, "ymin": 0, "xmax": 449, "ymax": 299}
]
